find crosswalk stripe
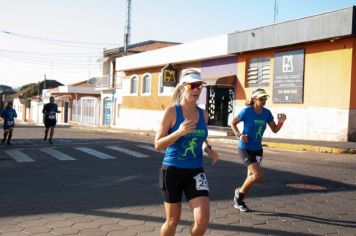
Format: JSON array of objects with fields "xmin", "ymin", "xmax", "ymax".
[
  {"xmin": 39, "ymin": 148, "xmax": 76, "ymax": 161},
  {"xmin": 5, "ymin": 149, "xmax": 34, "ymax": 163},
  {"xmin": 106, "ymin": 145, "xmax": 149, "ymax": 159},
  {"xmin": 75, "ymin": 147, "xmax": 116, "ymax": 159},
  {"xmin": 137, "ymin": 145, "xmax": 163, "ymax": 153}
]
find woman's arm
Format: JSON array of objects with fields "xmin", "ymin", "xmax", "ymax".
[{"xmin": 268, "ymin": 113, "xmax": 287, "ymax": 133}]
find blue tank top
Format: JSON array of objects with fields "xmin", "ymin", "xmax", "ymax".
[{"xmin": 163, "ymin": 104, "xmax": 208, "ymax": 169}]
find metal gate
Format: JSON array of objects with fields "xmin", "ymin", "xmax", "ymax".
[{"xmin": 103, "ymin": 98, "xmax": 112, "ymax": 125}]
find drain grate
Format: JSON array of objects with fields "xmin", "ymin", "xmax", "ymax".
[{"xmin": 286, "ymin": 183, "xmax": 327, "ymax": 191}]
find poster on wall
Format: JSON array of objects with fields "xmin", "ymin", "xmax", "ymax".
[
  {"xmin": 161, "ymin": 64, "xmax": 178, "ymax": 87},
  {"xmin": 273, "ymin": 49, "xmax": 305, "ymax": 103}
]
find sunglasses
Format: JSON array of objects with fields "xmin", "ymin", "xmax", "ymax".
[
  {"xmin": 257, "ymin": 96, "xmax": 268, "ymax": 101},
  {"xmin": 185, "ymin": 83, "xmax": 203, "ymax": 90}
]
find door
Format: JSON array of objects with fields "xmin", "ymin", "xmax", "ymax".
[
  {"xmin": 207, "ymin": 86, "xmax": 234, "ymax": 127},
  {"xmin": 103, "ymin": 98, "xmax": 112, "ymax": 125},
  {"xmin": 64, "ymin": 102, "xmax": 69, "ymax": 123}
]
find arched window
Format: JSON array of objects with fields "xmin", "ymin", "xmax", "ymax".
[
  {"xmin": 141, "ymin": 73, "xmax": 151, "ymax": 95},
  {"xmin": 129, "ymin": 75, "xmax": 138, "ymax": 95}
]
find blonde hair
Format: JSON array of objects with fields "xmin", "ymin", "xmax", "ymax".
[{"xmin": 171, "ymin": 67, "xmax": 201, "ymax": 103}]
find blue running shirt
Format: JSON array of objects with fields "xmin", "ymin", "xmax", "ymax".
[
  {"xmin": 237, "ymin": 106, "xmax": 274, "ymax": 151},
  {"xmin": 1, "ymin": 108, "xmax": 17, "ymax": 128},
  {"xmin": 163, "ymin": 104, "xmax": 208, "ymax": 169}
]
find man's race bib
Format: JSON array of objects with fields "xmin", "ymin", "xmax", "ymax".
[
  {"xmin": 256, "ymin": 155, "xmax": 263, "ymax": 165},
  {"xmin": 48, "ymin": 112, "xmax": 56, "ymax": 119},
  {"xmin": 193, "ymin": 173, "xmax": 209, "ymax": 191},
  {"xmin": 7, "ymin": 121, "xmax": 14, "ymax": 126}
]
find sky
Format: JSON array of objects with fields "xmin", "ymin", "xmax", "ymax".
[{"xmin": 1, "ymin": 0, "xmax": 356, "ymax": 88}]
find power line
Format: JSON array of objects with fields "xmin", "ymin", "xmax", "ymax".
[{"xmin": 0, "ymin": 29, "xmax": 119, "ymax": 46}]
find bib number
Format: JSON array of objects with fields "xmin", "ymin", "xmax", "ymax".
[
  {"xmin": 193, "ymin": 173, "xmax": 209, "ymax": 191},
  {"xmin": 7, "ymin": 121, "xmax": 14, "ymax": 126},
  {"xmin": 256, "ymin": 156, "xmax": 263, "ymax": 165},
  {"xmin": 48, "ymin": 114, "xmax": 56, "ymax": 119}
]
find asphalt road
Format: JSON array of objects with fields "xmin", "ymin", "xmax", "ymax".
[{"xmin": 0, "ymin": 126, "xmax": 355, "ymax": 236}]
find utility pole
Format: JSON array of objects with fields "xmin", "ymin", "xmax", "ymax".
[
  {"xmin": 274, "ymin": 0, "xmax": 278, "ymax": 24},
  {"xmin": 123, "ymin": 0, "xmax": 132, "ymax": 55}
]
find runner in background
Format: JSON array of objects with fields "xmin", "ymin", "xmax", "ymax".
[
  {"xmin": 155, "ymin": 68, "xmax": 219, "ymax": 236},
  {"xmin": 1, "ymin": 102, "xmax": 17, "ymax": 145},
  {"xmin": 42, "ymin": 96, "xmax": 61, "ymax": 144},
  {"xmin": 230, "ymin": 88, "xmax": 287, "ymax": 212}
]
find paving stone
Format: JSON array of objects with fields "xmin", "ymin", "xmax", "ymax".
[
  {"xmin": 50, "ymin": 226, "xmax": 80, "ymax": 235},
  {"xmin": 0, "ymin": 225, "xmax": 24, "ymax": 233}
]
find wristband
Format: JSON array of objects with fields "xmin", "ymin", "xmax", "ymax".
[{"xmin": 235, "ymin": 133, "xmax": 242, "ymax": 140}]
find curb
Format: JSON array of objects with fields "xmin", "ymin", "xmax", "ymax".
[{"xmin": 262, "ymin": 141, "xmax": 355, "ymax": 154}]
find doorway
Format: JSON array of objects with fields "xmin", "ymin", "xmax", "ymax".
[{"xmin": 206, "ymin": 86, "xmax": 234, "ymax": 127}]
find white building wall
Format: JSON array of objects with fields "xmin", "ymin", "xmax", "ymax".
[
  {"xmin": 232, "ymin": 105, "xmax": 350, "ymax": 141},
  {"xmin": 13, "ymin": 98, "xmax": 24, "ymax": 122},
  {"xmin": 30, "ymin": 101, "xmax": 44, "ymax": 124},
  {"xmin": 113, "ymin": 108, "xmax": 163, "ymax": 131}
]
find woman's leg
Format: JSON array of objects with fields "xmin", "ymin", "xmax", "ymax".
[
  {"xmin": 239, "ymin": 162, "xmax": 263, "ymax": 195},
  {"xmin": 2, "ymin": 130, "xmax": 8, "ymax": 143},
  {"xmin": 188, "ymin": 196, "xmax": 210, "ymax": 236},
  {"xmin": 7, "ymin": 128, "xmax": 13, "ymax": 144},
  {"xmin": 160, "ymin": 202, "xmax": 181, "ymax": 236}
]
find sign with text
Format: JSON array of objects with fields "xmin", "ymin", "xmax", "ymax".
[
  {"xmin": 162, "ymin": 64, "xmax": 177, "ymax": 87},
  {"xmin": 273, "ymin": 49, "xmax": 305, "ymax": 103}
]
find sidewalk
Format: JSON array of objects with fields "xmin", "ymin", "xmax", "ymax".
[{"xmin": 69, "ymin": 125, "xmax": 356, "ymax": 154}]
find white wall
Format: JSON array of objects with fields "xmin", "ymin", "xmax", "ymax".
[
  {"xmin": 232, "ymin": 105, "xmax": 350, "ymax": 141},
  {"xmin": 112, "ymin": 108, "xmax": 163, "ymax": 131}
]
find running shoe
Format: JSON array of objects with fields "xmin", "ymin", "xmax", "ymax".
[
  {"xmin": 234, "ymin": 200, "xmax": 250, "ymax": 212},
  {"xmin": 234, "ymin": 188, "xmax": 250, "ymax": 212}
]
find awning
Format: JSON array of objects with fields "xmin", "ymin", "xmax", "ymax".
[{"xmin": 204, "ymin": 75, "xmax": 236, "ymax": 87}]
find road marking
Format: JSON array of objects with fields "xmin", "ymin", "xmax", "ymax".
[
  {"xmin": 106, "ymin": 145, "xmax": 149, "ymax": 159},
  {"xmin": 5, "ymin": 149, "xmax": 34, "ymax": 163},
  {"xmin": 137, "ymin": 144, "xmax": 163, "ymax": 153},
  {"xmin": 75, "ymin": 147, "xmax": 116, "ymax": 159},
  {"xmin": 39, "ymin": 148, "xmax": 76, "ymax": 161}
]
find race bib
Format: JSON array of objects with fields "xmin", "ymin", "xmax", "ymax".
[
  {"xmin": 48, "ymin": 114, "xmax": 56, "ymax": 119},
  {"xmin": 7, "ymin": 121, "xmax": 14, "ymax": 126},
  {"xmin": 256, "ymin": 156, "xmax": 263, "ymax": 165},
  {"xmin": 193, "ymin": 173, "xmax": 209, "ymax": 191}
]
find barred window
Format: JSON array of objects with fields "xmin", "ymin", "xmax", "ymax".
[{"xmin": 247, "ymin": 57, "xmax": 270, "ymax": 87}]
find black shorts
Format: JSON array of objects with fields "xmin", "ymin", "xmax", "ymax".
[
  {"xmin": 159, "ymin": 165, "xmax": 209, "ymax": 203},
  {"xmin": 237, "ymin": 148, "xmax": 263, "ymax": 166},
  {"xmin": 45, "ymin": 120, "xmax": 56, "ymax": 128},
  {"xmin": 3, "ymin": 121, "xmax": 14, "ymax": 130}
]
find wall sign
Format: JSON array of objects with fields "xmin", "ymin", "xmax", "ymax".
[
  {"xmin": 161, "ymin": 64, "xmax": 177, "ymax": 87},
  {"xmin": 273, "ymin": 49, "xmax": 305, "ymax": 103}
]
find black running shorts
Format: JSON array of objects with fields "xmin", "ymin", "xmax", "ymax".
[
  {"xmin": 237, "ymin": 148, "xmax": 263, "ymax": 166},
  {"xmin": 159, "ymin": 165, "xmax": 209, "ymax": 203},
  {"xmin": 44, "ymin": 119, "xmax": 56, "ymax": 128}
]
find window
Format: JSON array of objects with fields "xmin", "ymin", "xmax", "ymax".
[
  {"xmin": 141, "ymin": 73, "xmax": 151, "ymax": 95},
  {"xmin": 247, "ymin": 57, "xmax": 270, "ymax": 87},
  {"xmin": 158, "ymin": 73, "xmax": 175, "ymax": 95},
  {"xmin": 129, "ymin": 75, "xmax": 138, "ymax": 95}
]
